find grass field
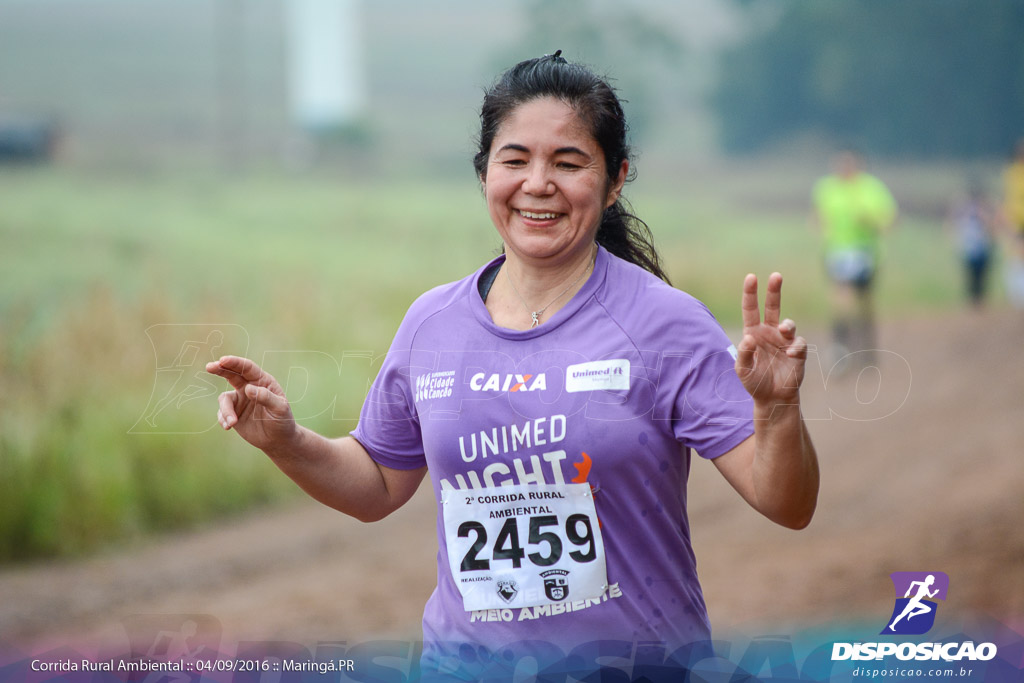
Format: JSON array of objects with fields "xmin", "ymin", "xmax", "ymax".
[{"xmin": 0, "ymin": 162, "xmax": 1007, "ymax": 561}]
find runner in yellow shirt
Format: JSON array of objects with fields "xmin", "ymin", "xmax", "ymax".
[
  {"xmin": 813, "ymin": 150, "xmax": 897, "ymax": 368},
  {"xmin": 1003, "ymin": 139, "xmax": 1024, "ymax": 308},
  {"xmin": 1004, "ymin": 140, "xmax": 1024, "ymax": 243}
]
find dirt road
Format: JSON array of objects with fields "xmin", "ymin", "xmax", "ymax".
[{"xmin": 2, "ymin": 310, "xmax": 1022, "ymax": 655}]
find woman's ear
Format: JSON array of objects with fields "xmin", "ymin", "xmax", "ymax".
[{"xmin": 606, "ymin": 160, "xmax": 628, "ymax": 207}]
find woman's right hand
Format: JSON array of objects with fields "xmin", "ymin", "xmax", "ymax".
[{"xmin": 206, "ymin": 355, "xmax": 297, "ymax": 453}]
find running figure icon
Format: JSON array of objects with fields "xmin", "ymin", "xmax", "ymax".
[
  {"xmin": 132, "ymin": 324, "xmax": 247, "ymax": 433},
  {"xmin": 888, "ymin": 574, "xmax": 939, "ymax": 631}
]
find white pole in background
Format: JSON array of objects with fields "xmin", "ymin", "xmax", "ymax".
[{"xmin": 284, "ymin": 0, "xmax": 366, "ymax": 132}]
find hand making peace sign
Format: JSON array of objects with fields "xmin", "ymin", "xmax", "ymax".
[{"xmin": 734, "ymin": 272, "xmax": 808, "ymax": 405}]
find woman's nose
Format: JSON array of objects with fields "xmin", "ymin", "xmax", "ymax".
[{"xmin": 522, "ymin": 163, "xmax": 554, "ymax": 195}]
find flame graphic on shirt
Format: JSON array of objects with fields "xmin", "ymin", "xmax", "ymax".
[
  {"xmin": 571, "ymin": 451, "xmax": 601, "ymax": 527},
  {"xmin": 571, "ymin": 451, "xmax": 592, "ymax": 484}
]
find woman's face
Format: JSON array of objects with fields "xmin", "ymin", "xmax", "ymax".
[{"xmin": 483, "ymin": 97, "xmax": 627, "ymax": 268}]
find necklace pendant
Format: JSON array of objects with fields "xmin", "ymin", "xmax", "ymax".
[{"xmin": 531, "ymin": 311, "xmax": 540, "ymax": 327}]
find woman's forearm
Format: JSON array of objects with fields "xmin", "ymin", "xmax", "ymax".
[
  {"xmin": 263, "ymin": 428, "xmax": 426, "ymax": 523},
  {"xmin": 750, "ymin": 401, "xmax": 819, "ymax": 529}
]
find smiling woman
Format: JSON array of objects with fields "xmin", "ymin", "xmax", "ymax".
[
  {"xmin": 473, "ymin": 52, "xmax": 669, "ymax": 287},
  {"xmin": 207, "ymin": 52, "xmax": 819, "ymax": 679},
  {"xmin": 481, "ymin": 97, "xmax": 624, "ymax": 329},
  {"xmin": 485, "ymin": 98, "xmax": 622, "ymax": 265}
]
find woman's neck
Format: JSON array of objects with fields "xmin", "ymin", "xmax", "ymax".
[
  {"xmin": 486, "ymin": 243, "xmax": 598, "ymax": 330},
  {"xmin": 506, "ymin": 243, "xmax": 596, "ymax": 298}
]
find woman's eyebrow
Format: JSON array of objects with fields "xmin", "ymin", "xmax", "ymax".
[{"xmin": 495, "ymin": 143, "xmax": 591, "ymax": 157}]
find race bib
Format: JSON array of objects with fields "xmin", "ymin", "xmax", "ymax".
[{"xmin": 441, "ymin": 483, "xmax": 607, "ymax": 612}]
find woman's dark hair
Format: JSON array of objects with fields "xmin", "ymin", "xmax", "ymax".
[{"xmin": 473, "ymin": 52, "xmax": 670, "ymax": 283}]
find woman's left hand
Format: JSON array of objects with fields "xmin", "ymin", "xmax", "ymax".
[{"xmin": 734, "ymin": 272, "xmax": 808, "ymax": 405}]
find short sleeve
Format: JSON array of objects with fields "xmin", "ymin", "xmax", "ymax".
[
  {"xmin": 350, "ymin": 314, "xmax": 427, "ymax": 471},
  {"xmin": 865, "ymin": 175, "xmax": 897, "ymax": 228},
  {"xmin": 661, "ymin": 303, "xmax": 754, "ymax": 459}
]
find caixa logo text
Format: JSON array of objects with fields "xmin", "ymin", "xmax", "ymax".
[{"xmin": 469, "ymin": 373, "xmax": 547, "ymax": 392}]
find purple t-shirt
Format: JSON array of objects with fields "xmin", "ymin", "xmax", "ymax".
[{"xmin": 351, "ymin": 246, "xmax": 753, "ymax": 669}]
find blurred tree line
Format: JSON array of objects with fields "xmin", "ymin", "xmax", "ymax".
[{"xmin": 714, "ymin": 0, "xmax": 1024, "ymax": 158}]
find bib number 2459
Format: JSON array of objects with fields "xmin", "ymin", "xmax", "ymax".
[
  {"xmin": 458, "ymin": 513, "xmax": 597, "ymax": 571},
  {"xmin": 442, "ymin": 483, "xmax": 608, "ymax": 611}
]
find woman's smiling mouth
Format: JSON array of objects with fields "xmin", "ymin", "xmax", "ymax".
[{"xmin": 517, "ymin": 209, "xmax": 562, "ymax": 220}]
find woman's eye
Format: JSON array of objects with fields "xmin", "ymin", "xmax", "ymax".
[
  {"xmin": 557, "ymin": 162, "xmax": 580, "ymax": 170},
  {"xmin": 503, "ymin": 159, "xmax": 527, "ymax": 167}
]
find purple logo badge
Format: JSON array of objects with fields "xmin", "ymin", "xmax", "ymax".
[{"xmin": 881, "ymin": 571, "xmax": 949, "ymax": 635}]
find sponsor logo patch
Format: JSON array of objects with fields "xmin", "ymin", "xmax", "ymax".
[
  {"xmin": 496, "ymin": 579, "xmax": 519, "ymax": 603},
  {"xmin": 414, "ymin": 370, "xmax": 456, "ymax": 403},
  {"xmin": 541, "ymin": 569, "xmax": 570, "ymax": 602},
  {"xmin": 469, "ymin": 372, "xmax": 547, "ymax": 392},
  {"xmin": 565, "ymin": 359, "xmax": 630, "ymax": 393}
]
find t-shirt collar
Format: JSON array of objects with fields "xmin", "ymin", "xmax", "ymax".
[{"xmin": 471, "ymin": 244, "xmax": 610, "ymax": 339}]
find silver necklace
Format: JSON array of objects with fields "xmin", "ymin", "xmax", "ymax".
[{"xmin": 505, "ymin": 245, "xmax": 596, "ymax": 328}]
